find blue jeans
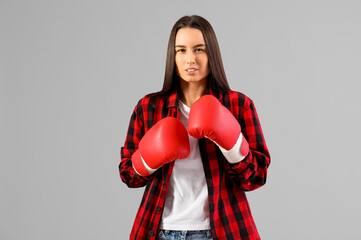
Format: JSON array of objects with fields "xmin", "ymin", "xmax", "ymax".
[{"xmin": 158, "ymin": 230, "xmax": 213, "ymax": 240}]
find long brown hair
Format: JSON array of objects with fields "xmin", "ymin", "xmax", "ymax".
[{"xmin": 147, "ymin": 15, "xmax": 230, "ymax": 101}]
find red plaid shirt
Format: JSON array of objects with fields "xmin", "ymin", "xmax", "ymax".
[{"xmin": 119, "ymin": 89, "xmax": 270, "ymax": 240}]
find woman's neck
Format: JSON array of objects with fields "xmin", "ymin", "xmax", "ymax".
[{"xmin": 179, "ymin": 79, "xmax": 207, "ymax": 107}]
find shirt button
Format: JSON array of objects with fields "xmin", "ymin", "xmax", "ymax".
[
  {"xmin": 156, "ymin": 206, "xmax": 161, "ymax": 211},
  {"xmin": 149, "ymin": 231, "xmax": 154, "ymax": 236},
  {"xmin": 163, "ymin": 183, "xmax": 167, "ymax": 187}
]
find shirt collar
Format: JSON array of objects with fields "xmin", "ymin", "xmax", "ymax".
[
  {"xmin": 165, "ymin": 87, "xmax": 219, "ymax": 109},
  {"xmin": 165, "ymin": 89, "xmax": 180, "ymax": 109}
]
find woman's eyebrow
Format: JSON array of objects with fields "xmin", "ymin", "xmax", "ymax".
[{"xmin": 175, "ymin": 44, "xmax": 206, "ymax": 48}]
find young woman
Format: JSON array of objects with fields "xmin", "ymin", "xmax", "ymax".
[{"xmin": 119, "ymin": 15, "xmax": 270, "ymax": 240}]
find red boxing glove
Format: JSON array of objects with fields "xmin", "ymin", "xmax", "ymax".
[
  {"xmin": 132, "ymin": 117, "xmax": 190, "ymax": 176},
  {"xmin": 188, "ymin": 95, "xmax": 249, "ymax": 163}
]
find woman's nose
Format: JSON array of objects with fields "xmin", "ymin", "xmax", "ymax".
[{"xmin": 186, "ymin": 52, "xmax": 196, "ymax": 64}]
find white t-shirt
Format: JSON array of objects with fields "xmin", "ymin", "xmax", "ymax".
[{"xmin": 160, "ymin": 101, "xmax": 210, "ymax": 230}]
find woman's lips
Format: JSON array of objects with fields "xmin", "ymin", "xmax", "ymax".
[{"xmin": 185, "ymin": 68, "xmax": 197, "ymax": 74}]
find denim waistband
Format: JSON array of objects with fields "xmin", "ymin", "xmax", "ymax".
[{"xmin": 158, "ymin": 229, "xmax": 213, "ymax": 240}]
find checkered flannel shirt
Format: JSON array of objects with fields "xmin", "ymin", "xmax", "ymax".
[{"xmin": 119, "ymin": 89, "xmax": 270, "ymax": 240}]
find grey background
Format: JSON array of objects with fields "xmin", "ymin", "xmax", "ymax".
[{"xmin": 1, "ymin": 0, "xmax": 360, "ymax": 239}]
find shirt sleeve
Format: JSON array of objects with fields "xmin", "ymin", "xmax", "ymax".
[
  {"xmin": 119, "ymin": 99, "xmax": 153, "ymax": 188},
  {"xmin": 226, "ymin": 99, "xmax": 271, "ymax": 191}
]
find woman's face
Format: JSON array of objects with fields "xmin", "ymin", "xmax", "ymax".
[{"xmin": 175, "ymin": 27, "xmax": 209, "ymax": 85}]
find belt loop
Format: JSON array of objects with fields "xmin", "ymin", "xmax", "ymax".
[{"xmin": 206, "ymin": 229, "xmax": 213, "ymax": 238}]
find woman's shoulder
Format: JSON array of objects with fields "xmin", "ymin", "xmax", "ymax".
[
  {"xmin": 132, "ymin": 92, "xmax": 171, "ymax": 113},
  {"xmin": 219, "ymin": 89, "xmax": 253, "ymax": 106},
  {"xmin": 135, "ymin": 95, "xmax": 152, "ymax": 106},
  {"xmin": 131, "ymin": 96, "xmax": 154, "ymax": 116}
]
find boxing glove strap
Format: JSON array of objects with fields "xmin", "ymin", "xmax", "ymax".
[
  {"xmin": 217, "ymin": 133, "xmax": 250, "ymax": 164},
  {"xmin": 132, "ymin": 151, "xmax": 157, "ymax": 176},
  {"xmin": 140, "ymin": 155, "xmax": 157, "ymax": 175}
]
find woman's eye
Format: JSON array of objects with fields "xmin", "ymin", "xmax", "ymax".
[
  {"xmin": 196, "ymin": 48, "xmax": 205, "ymax": 52},
  {"xmin": 176, "ymin": 49, "xmax": 185, "ymax": 53}
]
